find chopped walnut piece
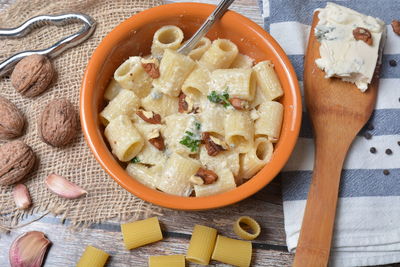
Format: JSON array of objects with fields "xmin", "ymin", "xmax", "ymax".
[
  {"xmin": 229, "ymin": 97, "xmax": 249, "ymax": 110},
  {"xmin": 195, "ymin": 167, "xmax": 218, "ymax": 185},
  {"xmin": 202, "ymin": 132, "xmax": 226, "ymax": 156},
  {"xmin": 136, "ymin": 110, "xmax": 161, "ymax": 124},
  {"xmin": 392, "ymin": 20, "xmax": 400, "ymax": 36},
  {"xmin": 178, "ymin": 92, "xmax": 189, "ymax": 113},
  {"xmin": 189, "ymin": 175, "xmax": 204, "ymax": 185},
  {"xmin": 353, "ymin": 27, "xmax": 372, "ymax": 45},
  {"xmin": 148, "ymin": 133, "xmax": 165, "ymax": 151},
  {"xmin": 141, "ymin": 58, "xmax": 160, "ymax": 79}
]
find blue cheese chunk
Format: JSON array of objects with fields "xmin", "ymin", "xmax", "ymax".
[{"xmin": 314, "ymin": 2, "xmax": 386, "ymax": 92}]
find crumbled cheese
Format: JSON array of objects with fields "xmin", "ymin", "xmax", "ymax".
[
  {"xmin": 151, "ymin": 90, "xmax": 163, "ymax": 100},
  {"xmin": 314, "ymin": 2, "xmax": 386, "ymax": 92},
  {"xmin": 250, "ymin": 109, "xmax": 260, "ymax": 121}
]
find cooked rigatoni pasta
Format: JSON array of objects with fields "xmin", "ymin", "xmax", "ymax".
[
  {"xmin": 121, "ymin": 217, "xmax": 163, "ymax": 250},
  {"xmin": 253, "ymin": 60, "xmax": 284, "ymax": 100},
  {"xmin": 199, "ymin": 147, "xmax": 240, "ymax": 177},
  {"xmin": 100, "ymin": 89, "xmax": 140, "ymax": 126},
  {"xmin": 104, "ymin": 115, "xmax": 144, "ymax": 162},
  {"xmin": 209, "ymin": 68, "xmax": 256, "ymax": 101},
  {"xmin": 182, "ymin": 64, "xmax": 210, "ymax": 97},
  {"xmin": 114, "ymin": 56, "xmax": 153, "ymax": 98},
  {"xmin": 188, "ymin": 37, "xmax": 211, "ymax": 60},
  {"xmin": 212, "ymin": 235, "xmax": 252, "ymax": 267},
  {"xmin": 194, "ymin": 168, "xmax": 236, "ymax": 197},
  {"xmin": 199, "ymin": 39, "xmax": 239, "ymax": 70},
  {"xmin": 76, "ymin": 246, "xmax": 109, "ymax": 267},
  {"xmin": 153, "ymin": 49, "xmax": 196, "ymax": 97},
  {"xmin": 224, "ymin": 110, "xmax": 254, "ymax": 152},
  {"xmin": 239, "ymin": 137, "xmax": 273, "ymax": 179},
  {"xmin": 157, "ymin": 153, "xmax": 201, "ymax": 196},
  {"xmin": 148, "ymin": 255, "xmax": 185, "ymax": 267},
  {"xmin": 199, "ymin": 102, "xmax": 225, "ymax": 136},
  {"xmin": 126, "ymin": 163, "xmax": 162, "ymax": 189},
  {"xmin": 255, "ymin": 101, "xmax": 284, "ymax": 142},
  {"xmin": 101, "ymin": 25, "xmax": 285, "ymax": 197},
  {"xmin": 231, "ymin": 53, "xmax": 254, "ymax": 69},
  {"xmin": 233, "ymin": 216, "xmax": 261, "ymax": 240},
  {"xmin": 141, "ymin": 90, "xmax": 178, "ymax": 118},
  {"xmin": 151, "ymin": 25, "xmax": 184, "ymax": 58},
  {"xmin": 104, "ymin": 78, "xmax": 122, "ymax": 101},
  {"xmin": 186, "ymin": 225, "xmax": 217, "ymax": 265}
]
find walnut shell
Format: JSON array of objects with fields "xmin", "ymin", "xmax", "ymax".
[
  {"xmin": 0, "ymin": 96, "xmax": 25, "ymax": 139},
  {"xmin": 11, "ymin": 54, "xmax": 54, "ymax": 97},
  {"xmin": 0, "ymin": 140, "xmax": 35, "ymax": 186},
  {"xmin": 39, "ymin": 98, "xmax": 79, "ymax": 147}
]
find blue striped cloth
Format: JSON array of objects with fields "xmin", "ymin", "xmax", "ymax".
[{"xmin": 259, "ymin": 1, "xmax": 400, "ymax": 266}]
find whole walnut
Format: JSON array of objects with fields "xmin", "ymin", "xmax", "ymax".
[
  {"xmin": 11, "ymin": 54, "xmax": 54, "ymax": 97},
  {"xmin": 0, "ymin": 96, "xmax": 25, "ymax": 139},
  {"xmin": 0, "ymin": 140, "xmax": 36, "ymax": 186},
  {"xmin": 39, "ymin": 98, "xmax": 79, "ymax": 147}
]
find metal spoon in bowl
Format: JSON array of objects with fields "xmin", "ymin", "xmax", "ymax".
[{"xmin": 157, "ymin": 0, "xmax": 235, "ymax": 60}]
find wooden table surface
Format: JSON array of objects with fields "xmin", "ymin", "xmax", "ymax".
[{"xmin": 0, "ymin": 0, "xmax": 398, "ymax": 266}]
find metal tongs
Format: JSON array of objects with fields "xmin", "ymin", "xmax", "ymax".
[{"xmin": 0, "ymin": 13, "xmax": 96, "ymax": 77}]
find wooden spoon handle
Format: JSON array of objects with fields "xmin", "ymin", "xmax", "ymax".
[{"xmin": 292, "ymin": 134, "xmax": 353, "ymax": 267}]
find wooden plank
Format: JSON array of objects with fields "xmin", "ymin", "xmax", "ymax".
[{"xmin": 0, "ymin": 215, "xmax": 293, "ymax": 266}]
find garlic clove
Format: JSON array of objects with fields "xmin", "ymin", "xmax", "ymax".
[
  {"xmin": 13, "ymin": 184, "xmax": 32, "ymax": 210},
  {"xmin": 9, "ymin": 231, "xmax": 51, "ymax": 267},
  {"xmin": 45, "ymin": 173, "xmax": 87, "ymax": 199}
]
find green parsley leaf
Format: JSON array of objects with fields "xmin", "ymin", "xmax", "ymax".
[
  {"xmin": 179, "ymin": 133, "xmax": 201, "ymax": 152},
  {"xmin": 207, "ymin": 90, "xmax": 231, "ymax": 108},
  {"xmin": 131, "ymin": 157, "xmax": 140, "ymax": 163},
  {"xmin": 195, "ymin": 122, "xmax": 201, "ymax": 131}
]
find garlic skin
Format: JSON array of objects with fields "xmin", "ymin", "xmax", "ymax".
[
  {"xmin": 13, "ymin": 184, "xmax": 32, "ymax": 210},
  {"xmin": 45, "ymin": 173, "xmax": 87, "ymax": 199},
  {"xmin": 9, "ymin": 231, "xmax": 51, "ymax": 267}
]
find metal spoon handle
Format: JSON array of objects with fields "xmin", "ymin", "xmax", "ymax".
[
  {"xmin": 0, "ymin": 13, "xmax": 96, "ymax": 77},
  {"xmin": 177, "ymin": 0, "xmax": 235, "ymax": 55}
]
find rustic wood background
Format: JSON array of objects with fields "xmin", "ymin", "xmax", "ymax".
[{"xmin": 0, "ymin": 0, "xmax": 398, "ymax": 266}]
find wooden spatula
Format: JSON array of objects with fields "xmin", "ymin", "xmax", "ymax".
[{"xmin": 292, "ymin": 12, "xmax": 379, "ymax": 267}]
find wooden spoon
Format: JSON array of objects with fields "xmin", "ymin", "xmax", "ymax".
[{"xmin": 292, "ymin": 12, "xmax": 379, "ymax": 267}]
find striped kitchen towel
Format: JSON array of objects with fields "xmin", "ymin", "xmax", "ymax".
[{"xmin": 259, "ymin": 0, "xmax": 400, "ymax": 266}]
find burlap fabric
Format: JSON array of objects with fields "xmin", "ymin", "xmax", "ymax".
[{"xmin": 0, "ymin": 0, "xmax": 163, "ymax": 230}]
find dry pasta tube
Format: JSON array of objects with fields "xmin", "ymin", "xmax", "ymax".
[
  {"xmin": 76, "ymin": 246, "xmax": 109, "ymax": 267},
  {"xmin": 233, "ymin": 216, "xmax": 261, "ymax": 240},
  {"xmin": 186, "ymin": 225, "xmax": 218, "ymax": 265},
  {"xmin": 212, "ymin": 235, "xmax": 252, "ymax": 267},
  {"xmin": 148, "ymin": 255, "xmax": 185, "ymax": 267},
  {"xmin": 121, "ymin": 217, "xmax": 163, "ymax": 250},
  {"xmin": 151, "ymin": 25, "xmax": 184, "ymax": 58}
]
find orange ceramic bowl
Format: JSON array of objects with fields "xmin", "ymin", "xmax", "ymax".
[{"xmin": 80, "ymin": 3, "xmax": 302, "ymax": 210}]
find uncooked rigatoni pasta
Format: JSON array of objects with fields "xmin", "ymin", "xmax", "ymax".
[
  {"xmin": 212, "ymin": 235, "xmax": 252, "ymax": 267},
  {"xmin": 148, "ymin": 255, "xmax": 185, "ymax": 267},
  {"xmin": 233, "ymin": 216, "xmax": 261, "ymax": 240},
  {"xmin": 121, "ymin": 217, "xmax": 163, "ymax": 250},
  {"xmin": 186, "ymin": 225, "xmax": 218, "ymax": 265},
  {"xmin": 100, "ymin": 25, "xmax": 285, "ymax": 197},
  {"xmin": 76, "ymin": 246, "xmax": 109, "ymax": 267}
]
